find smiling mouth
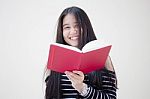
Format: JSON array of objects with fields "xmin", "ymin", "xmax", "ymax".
[{"xmin": 70, "ymin": 37, "xmax": 79, "ymax": 40}]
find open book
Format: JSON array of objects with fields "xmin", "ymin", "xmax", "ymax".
[{"xmin": 47, "ymin": 40, "xmax": 112, "ymax": 74}]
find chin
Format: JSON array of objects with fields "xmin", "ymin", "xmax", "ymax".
[
  {"xmin": 65, "ymin": 40, "xmax": 78, "ymax": 47},
  {"xmin": 70, "ymin": 43, "xmax": 78, "ymax": 47},
  {"xmin": 71, "ymin": 44, "xmax": 78, "ymax": 47}
]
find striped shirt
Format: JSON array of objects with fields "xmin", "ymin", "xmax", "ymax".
[
  {"xmin": 60, "ymin": 69, "xmax": 117, "ymax": 99},
  {"xmin": 60, "ymin": 74, "xmax": 89, "ymax": 99}
]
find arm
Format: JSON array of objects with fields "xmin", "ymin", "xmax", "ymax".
[
  {"xmin": 65, "ymin": 56, "xmax": 117, "ymax": 99},
  {"xmin": 83, "ymin": 71, "xmax": 117, "ymax": 99},
  {"xmin": 65, "ymin": 70, "xmax": 117, "ymax": 99},
  {"xmin": 83, "ymin": 56, "xmax": 117, "ymax": 99}
]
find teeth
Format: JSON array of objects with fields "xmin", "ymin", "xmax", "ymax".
[{"xmin": 70, "ymin": 37, "xmax": 78, "ymax": 40}]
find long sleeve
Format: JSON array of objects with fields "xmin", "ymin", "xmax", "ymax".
[{"xmin": 83, "ymin": 70, "xmax": 117, "ymax": 99}]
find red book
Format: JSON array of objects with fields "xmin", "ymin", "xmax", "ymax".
[{"xmin": 47, "ymin": 40, "xmax": 111, "ymax": 74}]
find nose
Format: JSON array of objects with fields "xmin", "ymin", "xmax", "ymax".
[{"xmin": 70, "ymin": 28, "xmax": 77, "ymax": 34}]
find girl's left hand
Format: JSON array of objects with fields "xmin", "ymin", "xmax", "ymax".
[
  {"xmin": 65, "ymin": 70, "xmax": 85, "ymax": 93},
  {"xmin": 105, "ymin": 56, "xmax": 114, "ymax": 71}
]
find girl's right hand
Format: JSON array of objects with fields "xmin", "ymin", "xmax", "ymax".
[{"xmin": 65, "ymin": 70, "xmax": 85, "ymax": 93}]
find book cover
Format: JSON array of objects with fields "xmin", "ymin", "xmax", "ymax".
[{"xmin": 47, "ymin": 40, "xmax": 112, "ymax": 74}]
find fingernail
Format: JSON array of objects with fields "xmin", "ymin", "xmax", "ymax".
[{"xmin": 65, "ymin": 71, "xmax": 69, "ymax": 74}]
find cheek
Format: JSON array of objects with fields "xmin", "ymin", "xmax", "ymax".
[
  {"xmin": 63, "ymin": 29, "xmax": 70, "ymax": 36},
  {"xmin": 63, "ymin": 31, "xmax": 69, "ymax": 39},
  {"xmin": 63, "ymin": 33, "xmax": 69, "ymax": 44}
]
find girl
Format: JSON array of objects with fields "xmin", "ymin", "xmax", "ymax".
[{"xmin": 45, "ymin": 6, "xmax": 117, "ymax": 99}]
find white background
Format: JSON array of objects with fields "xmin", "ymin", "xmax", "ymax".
[{"xmin": 0, "ymin": 0, "xmax": 150, "ymax": 99}]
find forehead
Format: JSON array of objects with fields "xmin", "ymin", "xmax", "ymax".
[{"xmin": 63, "ymin": 14, "xmax": 77, "ymax": 25}]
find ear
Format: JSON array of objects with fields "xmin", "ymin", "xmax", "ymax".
[{"xmin": 105, "ymin": 56, "xmax": 115, "ymax": 72}]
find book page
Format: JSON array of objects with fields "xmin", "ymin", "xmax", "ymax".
[
  {"xmin": 82, "ymin": 40, "xmax": 111, "ymax": 53},
  {"xmin": 51, "ymin": 43, "xmax": 82, "ymax": 53}
]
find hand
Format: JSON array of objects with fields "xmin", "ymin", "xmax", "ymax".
[
  {"xmin": 105, "ymin": 56, "xmax": 114, "ymax": 71},
  {"xmin": 65, "ymin": 70, "xmax": 85, "ymax": 93}
]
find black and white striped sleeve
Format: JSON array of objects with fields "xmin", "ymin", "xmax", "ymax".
[{"xmin": 82, "ymin": 70, "xmax": 117, "ymax": 99}]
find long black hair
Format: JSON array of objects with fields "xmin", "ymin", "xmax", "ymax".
[{"xmin": 45, "ymin": 6, "xmax": 115, "ymax": 99}]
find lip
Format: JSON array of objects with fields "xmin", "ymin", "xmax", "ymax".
[
  {"xmin": 69, "ymin": 35, "xmax": 79, "ymax": 40},
  {"xmin": 70, "ymin": 36, "xmax": 79, "ymax": 40}
]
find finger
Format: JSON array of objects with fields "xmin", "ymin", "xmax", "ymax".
[
  {"xmin": 66, "ymin": 74, "xmax": 72, "ymax": 81},
  {"xmin": 73, "ymin": 71, "xmax": 84, "ymax": 77},
  {"xmin": 64, "ymin": 71, "xmax": 71, "ymax": 75},
  {"xmin": 65, "ymin": 71, "xmax": 77, "ymax": 81},
  {"xmin": 66, "ymin": 74, "xmax": 78, "ymax": 83},
  {"xmin": 65, "ymin": 71, "xmax": 80, "ymax": 78},
  {"xmin": 65, "ymin": 71, "xmax": 83, "ymax": 82}
]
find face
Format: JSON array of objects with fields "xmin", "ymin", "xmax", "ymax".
[{"xmin": 62, "ymin": 14, "xmax": 80, "ymax": 47}]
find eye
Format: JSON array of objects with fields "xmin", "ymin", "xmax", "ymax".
[
  {"xmin": 63, "ymin": 26, "xmax": 70, "ymax": 30},
  {"xmin": 65, "ymin": 26, "xmax": 70, "ymax": 29},
  {"xmin": 75, "ymin": 25, "xmax": 78, "ymax": 27},
  {"xmin": 75, "ymin": 24, "xmax": 79, "ymax": 29}
]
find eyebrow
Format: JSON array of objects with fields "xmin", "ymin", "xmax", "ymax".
[
  {"xmin": 63, "ymin": 24, "xmax": 69, "ymax": 27},
  {"xmin": 63, "ymin": 22, "xmax": 79, "ymax": 27}
]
